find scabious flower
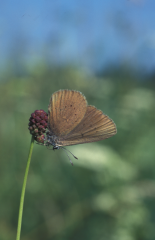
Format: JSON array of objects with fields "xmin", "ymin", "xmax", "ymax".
[{"xmin": 28, "ymin": 110, "xmax": 48, "ymax": 143}]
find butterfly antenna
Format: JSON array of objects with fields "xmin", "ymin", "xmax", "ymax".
[
  {"xmin": 60, "ymin": 147, "xmax": 74, "ymax": 166},
  {"xmin": 60, "ymin": 146, "xmax": 78, "ymax": 160}
]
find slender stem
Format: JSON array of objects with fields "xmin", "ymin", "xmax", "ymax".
[{"xmin": 16, "ymin": 136, "xmax": 34, "ymax": 240}]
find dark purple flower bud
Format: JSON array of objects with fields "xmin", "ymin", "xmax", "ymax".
[
  {"xmin": 40, "ymin": 113, "xmax": 45, "ymax": 119},
  {"xmin": 28, "ymin": 109, "xmax": 48, "ymax": 144},
  {"xmin": 31, "ymin": 113, "xmax": 36, "ymax": 118},
  {"xmin": 40, "ymin": 120, "xmax": 46, "ymax": 125},
  {"xmin": 31, "ymin": 119, "xmax": 36, "ymax": 124},
  {"xmin": 34, "ymin": 110, "xmax": 40, "ymax": 115},
  {"xmin": 44, "ymin": 116, "xmax": 48, "ymax": 121},
  {"xmin": 35, "ymin": 116, "xmax": 41, "ymax": 122}
]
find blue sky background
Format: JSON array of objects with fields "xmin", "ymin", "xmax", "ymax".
[{"xmin": 1, "ymin": 0, "xmax": 155, "ymax": 73}]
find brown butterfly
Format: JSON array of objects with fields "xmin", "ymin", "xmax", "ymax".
[{"xmin": 46, "ymin": 90, "xmax": 117, "ymax": 164}]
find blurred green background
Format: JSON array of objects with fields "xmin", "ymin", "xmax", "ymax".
[
  {"xmin": 1, "ymin": 1, "xmax": 155, "ymax": 240},
  {"xmin": 0, "ymin": 65, "xmax": 155, "ymax": 240}
]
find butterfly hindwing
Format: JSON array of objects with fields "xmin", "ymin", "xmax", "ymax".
[{"xmin": 57, "ymin": 105, "xmax": 117, "ymax": 146}]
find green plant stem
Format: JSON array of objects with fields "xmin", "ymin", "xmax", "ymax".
[{"xmin": 16, "ymin": 136, "xmax": 34, "ymax": 240}]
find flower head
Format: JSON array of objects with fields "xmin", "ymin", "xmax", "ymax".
[{"xmin": 28, "ymin": 110, "xmax": 48, "ymax": 143}]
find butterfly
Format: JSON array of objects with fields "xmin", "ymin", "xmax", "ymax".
[{"xmin": 45, "ymin": 89, "xmax": 117, "ymax": 164}]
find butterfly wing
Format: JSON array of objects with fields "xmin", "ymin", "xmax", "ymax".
[
  {"xmin": 48, "ymin": 90, "xmax": 87, "ymax": 136},
  {"xmin": 57, "ymin": 105, "xmax": 117, "ymax": 146}
]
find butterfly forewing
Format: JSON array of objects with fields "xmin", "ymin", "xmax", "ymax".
[
  {"xmin": 57, "ymin": 105, "xmax": 117, "ymax": 146},
  {"xmin": 48, "ymin": 90, "xmax": 87, "ymax": 136}
]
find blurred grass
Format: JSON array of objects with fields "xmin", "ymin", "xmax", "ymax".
[{"xmin": 0, "ymin": 64, "xmax": 155, "ymax": 240}]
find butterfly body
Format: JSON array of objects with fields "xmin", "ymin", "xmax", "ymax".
[{"xmin": 46, "ymin": 130, "xmax": 60, "ymax": 149}]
